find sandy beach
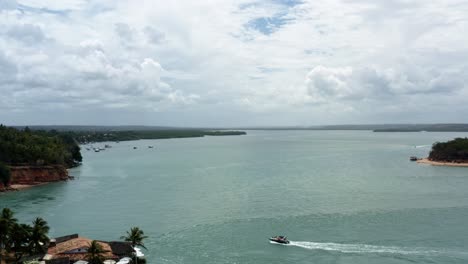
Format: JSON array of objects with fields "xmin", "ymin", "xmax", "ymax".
[
  {"xmin": 417, "ymin": 158, "xmax": 468, "ymax": 167},
  {"xmin": 7, "ymin": 183, "xmax": 49, "ymax": 191}
]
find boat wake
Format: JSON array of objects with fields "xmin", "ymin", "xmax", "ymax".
[
  {"xmin": 285, "ymin": 241, "xmax": 449, "ymax": 256},
  {"xmin": 414, "ymin": 145, "xmax": 430, "ymax": 148}
]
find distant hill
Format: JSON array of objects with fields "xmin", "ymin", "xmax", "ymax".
[
  {"xmin": 372, "ymin": 124, "xmax": 468, "ymax": 132},
  {"xmin": 235, "ymin": 124, "xmax": 468, "ymax": 132},
  {"xmin": 11, "ymin": 123, "xmax": 468, "ymax": 132},
  {"xmin": 13, "ymin": 125, "xmax": 185, "ymax": 132},
  {"xmin": 64, "ymin": 130, "xmax": 247, "ymax": 143}
]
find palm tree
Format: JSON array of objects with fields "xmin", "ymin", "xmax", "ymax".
[
  {"xmin": 28, "ymin": 217, "xmax": 50, "ymax": 255},
  {"xmin": 86, "ymin": 240, "xmax": 105, "ymax": 264},
  {"xmin": 120, "ymin": 227, "xmax": 148, "ymax": 249},
  {"xmin": 0, "ymin": 208, "xmax": 18, "ymax": 263},
  {"xmin": 11, "ymin": 223, "xmax": 32, "ymax": 262}
]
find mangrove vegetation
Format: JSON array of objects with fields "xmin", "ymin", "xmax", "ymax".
[
  {"xmin": 429, "ymin": 137, "xmax": 468, "ymax": 162},
  {"xmin": 62, "ymin": 130, "xmax": 246, "ymax": 144},
  {"xmin": 0, "ymin": 125, "xmax": 82, "ymax": 168}
]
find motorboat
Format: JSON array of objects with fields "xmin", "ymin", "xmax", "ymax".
[{"xmin": 269, "ymin": 235, "xmax": 290, "ymax": 244}]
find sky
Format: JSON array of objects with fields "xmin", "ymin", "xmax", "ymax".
[{"xmin": 1, "ymin": 0, "xmax": 468, "ymax": 127}]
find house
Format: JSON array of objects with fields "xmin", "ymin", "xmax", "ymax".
[{"xmin": 43, "ymin": 234, "xmax": 135, "ymax": 264}]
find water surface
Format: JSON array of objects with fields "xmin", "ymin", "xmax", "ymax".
[{"xmin": 1, "ymin": 131, "xmax": 468, "ymax": 263}]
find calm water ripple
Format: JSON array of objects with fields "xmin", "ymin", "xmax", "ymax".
[{"xmin": 1, "ymin": 130, "xmax": 468, "ymax": 263}]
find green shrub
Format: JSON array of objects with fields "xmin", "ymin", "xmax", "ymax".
[{"xmin": 0, "ymin": 162, "xmax": 11, "ymax": 186}]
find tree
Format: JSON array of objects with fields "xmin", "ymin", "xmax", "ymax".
[
  {"xmin": 120, "ymin": 227, "xmax": 148, "ymax": 249},
  {"xmin": 28, "ymin": 217, "xmax": 50, "ymax": 255},
  {"xmin": 0, "ymin": 162, "xmax": 11, "ymax": 186},
  {"xmin": 429, "ymin": 137, "xmax": 468, "ymax": 162},
  {"xmin": 0, "ymin": 208, "xmax": 18, "ymax": 263},
  {"xmin": 86, "ymin": 240, "xmax": 105, "ymax": 264},
  {"xmin": 10, "ymin": 223, "xmax": 33, "ymax": 262},
  {"xmin": 0, "ymin": 125, "xmax": 83, "ymax": 167}
]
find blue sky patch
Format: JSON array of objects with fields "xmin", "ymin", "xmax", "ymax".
[
  {"xmin": 271, "ymin": 0, "xmax": 303, "ymax": 7},
  {"xmin": 246, "ymin": 13, "xmax": 293, "ymax": 35}
]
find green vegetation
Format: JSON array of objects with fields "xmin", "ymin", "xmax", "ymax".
[
  {"xmin": 121, "ymin": 227, "xmax": 148, "ymax": 264},
  {"xmin": 121, "ymin": 227, "xmax": 148, "ymax": 249},
  {"xmin": 429, "ymin": 138, "xmax": 468, "ymax": 162},
  {"xmin": 86, "ymin": 240, "xmax": 105, "ymax": 264},
  {"xmin": 0, "ymin": 125, "xmax": 82, "ymax": 168},
  {"xmin": 1, "ymin": 207, "xmax": 148, "ymax": 263},
  {"xmin": 66, "ymin": 130, "xmax": 246, "ymax": 143},
  {"xmin": 0, "ymin": 208, "xmax": 50, "ymax": 263},
  {"xmin": 373, "ymin": 124, "xmax": 468, "ymax": 132},
  {"xmin": 0, "ymin": 162, "xmax": 11, "ymax": 186},
  {"xmin": 29, "ymin": 218, "xmax": 50, "ymax": 254}
]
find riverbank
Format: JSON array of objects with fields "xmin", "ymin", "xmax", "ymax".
[
  {"xmin": 417, "ymin": 158, "xmax": 468, "ymax": 167},
  {"xmin": 0, "ymin": 165, "xmax": 70, "ymax": 192},
  {"xmin": 0, "ymin": 183, "xmax": 49, "ymax": 192}
]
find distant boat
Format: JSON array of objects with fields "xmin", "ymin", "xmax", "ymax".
[
  {"xmin": 105, "ymin": 144, "xmax": 112, "ymax": 148},
  {"xmin": 410, "ymin": 156, "xmax": 418, "ymax": 161},
  {"xmin": 94, "ymin": 148, "xmax": 100, "ymax": 152},
  {"xmin": 148, "ymin": 146, "xmax": 153, "ymax": 148},
  {"xmin": 133, "ymin": 147, "xmax": 137, "ymax": 149}
]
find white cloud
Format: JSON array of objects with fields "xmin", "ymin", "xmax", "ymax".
[
  {"xmin": 0, "ymin": 0, "xmax": 468, "ymax": 126},
  {"xmin": 6, "ymin": 23, "xmax": 45, "ymax": 44},
  {"xmin": 17, "ymin": 0, "xmax": 87, "ymax": 10},
  {"xmin": 305, "ymin": 65, "xmax": 467, "ymax": 102}
]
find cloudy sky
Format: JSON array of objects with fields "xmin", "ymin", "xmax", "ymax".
[{"xmin": 1, "ymin": 0, "xmax": 467, "ymax": 126}]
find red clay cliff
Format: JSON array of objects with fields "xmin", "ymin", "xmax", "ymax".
[{"xmin": 0, "ymin": 165, "xmax": 69, "ymax": 191}]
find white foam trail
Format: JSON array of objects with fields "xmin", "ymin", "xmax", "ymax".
[
  {"xmin": 414, "ymin": 145, "xmax": 430, "ymax": 148},
  {"xmin": 288, "ymin": 241, "xmax": 440, "ymax": 255}
]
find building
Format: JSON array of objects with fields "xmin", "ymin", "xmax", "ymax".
[{"xmin": 43, "ymin": 234, "xmax": 135, "ymax": 264}]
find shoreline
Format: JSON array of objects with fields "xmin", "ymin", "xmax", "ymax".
[
  {"xmin": 416, "ymin": 158, "xmax": 468, "ymax": 167},
  {"xmin": 1, "ymin": 182, "xmax": 50, "ymax": 192},
  {"xmin": 1, "ymin": 165, "xmax": 72, "ymax": 193}
]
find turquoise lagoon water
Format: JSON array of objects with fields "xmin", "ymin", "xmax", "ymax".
[{"xmin": 1, "ymin": 130, "xmax": 468, "ymax": 263}]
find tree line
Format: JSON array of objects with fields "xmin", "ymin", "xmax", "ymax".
[
  {"xmin": 64, "ymin": 130, "xmax": 246, "ymax": 144},
  {"xmin": 429, "ymin": 137, "xmax": 468, "ymax": 162},
  {"xmin": 0, "ymin": 125, "xmax": 82, "ymax": 167}
]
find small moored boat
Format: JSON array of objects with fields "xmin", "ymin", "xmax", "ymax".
[{"xmin": 269, "ymin": 235, "xmax": 290, "ymax": 244}]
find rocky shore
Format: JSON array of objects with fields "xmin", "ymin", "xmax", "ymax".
[
  {"xmin": 417, "ymin": 158, "xmax": 468, "ymax": 167},
  {"xmin": 0, "ymin": 165, "xmax": 70, "ymax": 192}
]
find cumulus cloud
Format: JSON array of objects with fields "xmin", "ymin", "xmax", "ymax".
[
  {"xmin": 144, "ymin": 26, "xmax": 165, "ymax": 44},
  {"xmin": 306, "ymin": 65, "xmax": 467, "ymax": 102},
  {"xmin": 0, "ymin": 52, "xmax": 17, "ymax": 83},
  {"xmin": 0, "ymin": 0, "xmax": 17, "ymax": 10},
  {"xmin": 115, "ymin": 23, "xmax": 136, "ymax": 43},
  {"xmin": 6, "ymin": 24, "xmax": 45, "ymax": 44},
  {"xmin": 0, "ymin": 0, "xmax": 468, "ymax": 125}
]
